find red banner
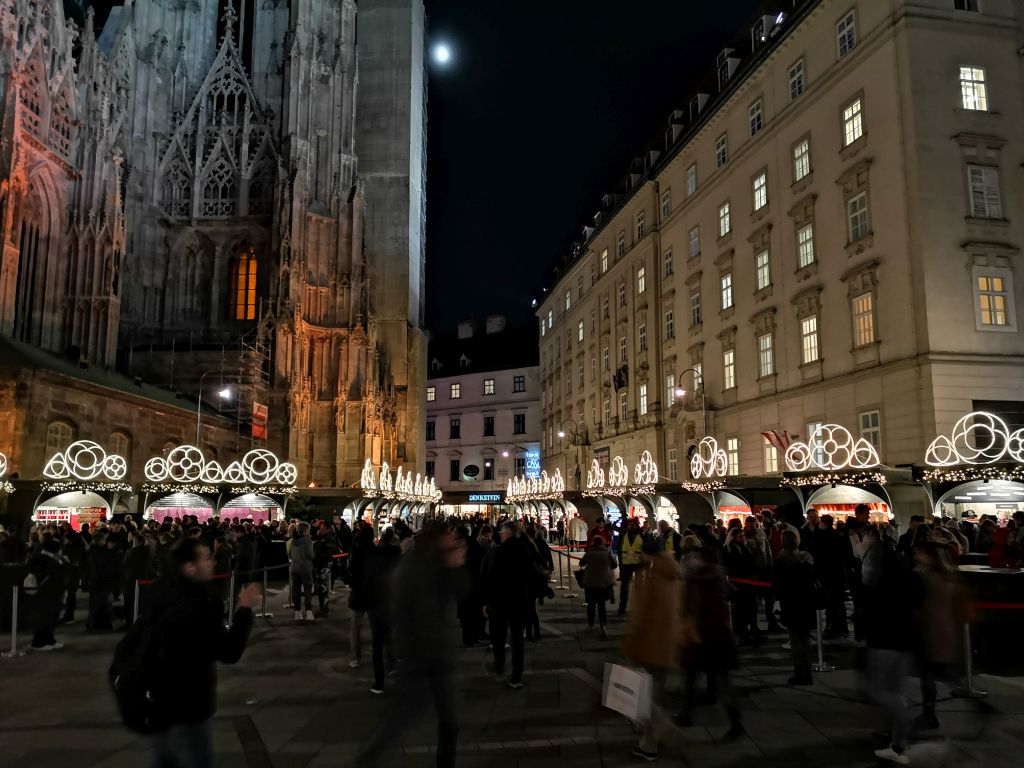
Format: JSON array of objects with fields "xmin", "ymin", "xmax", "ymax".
[{"xmin": 252, "ymin": 402, "xmax": 268, "ymax": 439}]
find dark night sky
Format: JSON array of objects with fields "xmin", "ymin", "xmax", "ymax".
[{"xmin": 423, "ymin": 0, "xmax": 762, "ymax": 330}]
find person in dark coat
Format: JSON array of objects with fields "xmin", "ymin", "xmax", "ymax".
[
  {"xmin": 523, "ymin": 522, "xmax": 554, "ymax": 641},
  {"xmin": 346, "ymin": 523, "xmax": 376, "ymax": 665},
  {"xmin": 86, "ymin": 533, "xmax": 118, "ymax": 630},
  {"xmin": 59, "ymin": 525, "xmax": 86, "ymax": 623},
  {"xmin": 147, "ymin": 537, "xmax": 259, "ymax": 768},
  {"xmin": 27, "ymin": 538, "xmax": 67, "ymax": 650},
  {"xmin": 815, "ymin": 515, "xmax": 849, "ymax": 638},
  {"xmin": 773, "ymin": 529, "xmax": 816, "ymax": 685},
  {"xmin": 723, "ymin": 528, "xmax": 761, "ymax": 645},
  {"xmin": 482, "ymin": 521, "xmax": 532, "ymax": 688},
  {"xmin": 456, "ymin": 525, "xmax": 486, "ymax": 646},
  {"xmin": 366, "ymin": 528, "xmax": 403, "ymax": 694},
  {"xmin": 121, "ymin": 533, "xmax": 155, "ymax": 627},
  {"xmin": 579, "ymin": 536, "xmax": 616, "ymax": 637}
]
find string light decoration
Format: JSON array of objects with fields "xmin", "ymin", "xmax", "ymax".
[
  {"xmin": 43, "ymin": 440, "xmax": 128, "ymax": 482},
  {"xmin": 586, "ymin": 459, "xmax": 605, "ymax": 490},
  {"xmin": 690, "ymin": 437, "xmax": 728, "ymax": 479},
  {"xmin": 780, "ymin": 471, "xmax": 887, "ymax": 488},
  {"xmin": 634, "ymin": 451, "xmax": 659, "ymax": 485},
  {"xmin": 608, "ymin": 456, "xmax": 629, "ymax": 487},
  {"xmin": 141, "ymin": 483, "xmax": 220, "ymax": 496},
  {"xmin": 359, "ymin": 458, "xmax": 442, "ymax": 504},
  {"xmin": 41, "ymin": 480, "xmax": 133, "ymax": 494},
  {"xmin": 784, "ymin": 424, "xmax": 880, "ymax": 472},
  {"xmin": 0, "ymin": 451, "xmax": 11, "ymax": 494},
  {"xmin": 679, "ymin": 479, "xmax": 726, "ymax": 494},
  {"xmin": 925, "ymin": 411, "xmax": 1024, "ymax": 467},
  {"xmin": 507, "ymin": 469, "xmax": 566, "ymax": 502},
  {"xmin": 145, "ymin": 445, "xmax": 298, "ymax": 486},
  {"xmin": 584, "ymin": 452, "xmax": 661, "ymax": 498},
  {"xmin": 922, "ymin": 464, "xmax": 1024, "ymax": 485}
]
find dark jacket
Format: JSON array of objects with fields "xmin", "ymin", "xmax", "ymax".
[
  {"xmin": 392, "ymin": 544, "xmax": 470, "ymax": 661},
  {"xmin": 773, "ymin": 548, "xmax": 816, "ymax": 633},
  {"xmin": 580, "ymin": 543, "xmax": 617, "ymax": 589},
  {"xmin": 87, "ymin": 545, "xmax": 119, "ymax": 592},
  {"xmin": 288, "ymin": 534, "xmax": 315, "ymax": 576},
  {"xmin": 861, "ymin": 543, "xmax": 923, "ymax": 651},
  {"xmin": 148, "ymin": 576, "xmax": 254, "ymax": 724},
  {"xmin": 483, "ymin": 536, "xmax": 533, "ymax": 609},
  {"xmin": 366, "ymin": 543, "xmax": 403, "ymax": 615},
  {"xmin": 27, "ymin": 550, "xmax": 66, "ymax": 603},
  {"xmin": 347, "ymin": 538, "xmax": 376, "ymax": 611}
]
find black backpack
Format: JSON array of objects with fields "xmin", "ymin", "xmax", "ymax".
[{"xmin": 108, "ymin": 617, "xmax": 166, "ymax": 734}]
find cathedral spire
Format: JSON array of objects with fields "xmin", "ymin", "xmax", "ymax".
[{"xmin": 220, "ymin": 1, "xmax": 238, "ymax": 47}]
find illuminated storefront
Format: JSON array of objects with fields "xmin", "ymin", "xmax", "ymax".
[{"xmin": 33, "ymin": 440, "xmax": 132, "ymax": 528}]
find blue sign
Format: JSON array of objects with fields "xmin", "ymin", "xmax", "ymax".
[
  {"xmin": 525, "ymin": 451, "xmax": 541, "ymax": 479},
  {"xmin": 468, "ymin": 493, "xmax": 501, "ymax": 503}
]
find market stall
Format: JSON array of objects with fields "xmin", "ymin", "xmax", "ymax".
[{"xmin": 33, "ymin": 440, "xmax": 132, "ymax": 529}]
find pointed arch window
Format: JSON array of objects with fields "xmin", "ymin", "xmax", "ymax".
[
  {"xmin": 201, "ymin": 158, "xmax": 238, "ymax": 217},
  {"xmin": 230, "ymin": 247, "xmax": 257, "ymax": 320},
  {"xmin": 161, "ymin": 156, "xmax": 192, "ymax": 218}
]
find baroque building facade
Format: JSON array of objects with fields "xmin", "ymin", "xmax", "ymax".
[
  {"xmin": 0, "ymin": 0, "xmax": 427, "ymax": 487},
  {"xmin": 538, "ymin": 0, "xmax": 1024, "ymax": 497}
]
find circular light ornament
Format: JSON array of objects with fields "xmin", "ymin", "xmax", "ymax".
[
  {"xmin": 276, "ymin": 463, "xmax": 298, "ymax": 486},
  {"xmin": 167, "ymin": 445, "xmax": 206, "ymax": 483},
  {"xmin": 242, "ymin": 449, "xmax": 279, "ymax": 484},
  {"xmin": 65, "ymin": 440, "xmax": 108, "ymax": 480},
  {"xmin": 103, "ymin": 454, "xmax": 128, "ymax": 481},
  {"xmin": 951, "ymin": 411, "xmax": 1010, "ymax": 464},
  {"xmin": 145, "ymin": 457, "xmax": 169, "ymax": 482}
]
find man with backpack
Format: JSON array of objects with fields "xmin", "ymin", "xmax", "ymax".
[{"xmin": 111, "ymin": 537, "xmax": 260, "ymax": 767}]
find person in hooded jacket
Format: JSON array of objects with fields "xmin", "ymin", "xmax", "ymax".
[
  {"xmin": 146, "ymin": 538, "xmax": 259, "ymax": 768},
  {"xmin": 289, "ymin": 522, "xmax": 316, "ymax": 621}
]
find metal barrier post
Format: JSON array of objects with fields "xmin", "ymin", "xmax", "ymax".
[
  {"xmin": 133, "ymin": 580, "xmax": 141, "ymax": 624},
  {"xmin": 952, "ymin": 622, "xmax": 988, "ymax": 699},
  {"xmin": 255, "ymin": 569, "xmax": 273, "ymax": 619},
  {"xmin": 227, "ymin": 572, "xmax": 236, "ymax": 623},
  {"xmin": 566, "ymin": 551, "xmax": 579, "ymax": 600},
  {"xmin": 2, "ymin": 586, "xmax": 24, "ymax": 658},
  {"xmin": 811, "ymin": 609, "xmax": 835, "ymax": 672}
]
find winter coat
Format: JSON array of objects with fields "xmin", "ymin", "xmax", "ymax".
[
  {"xmin": 772, "ymin": 548, "xmax": 816, "ymax": 634},
  {"xmin": 366, "ymin": 543, "xmax": 402, "ymax": 615},
  {"xmin": 288, "ymin": 534, "xmax": 315, "ymax": 577},
  {"xmin": 915, "ymin": 567, "xmax": 962, "ymax": 665},
  {"xmin": 392, "ymin": 544, "xmax": 470, "ymax": 661},
  {"xmin": 26, "ymin": 550, "xmax": 66, "ymax": 603},
  {"xmin": 621, "ymin": 553, "xmax": 682, "ymax": 670},
  {"xmin": 681, "ymin": 556, "xmax": 737, "ymax": 672},
  {"xmin": 482, "ymin": 536, "xmax": 533, "ymax": 609},
  {"xmin": 861, "ymin": 542, "xmax": 923, "ymax": 651},
  {"xmin": 579, "ymin": 543, "xmax": 617, "ymax": 589}
]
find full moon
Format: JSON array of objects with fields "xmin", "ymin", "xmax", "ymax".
[{"xmin": 433, "ymin": 44, "xmax": 451, "ymax": 64}]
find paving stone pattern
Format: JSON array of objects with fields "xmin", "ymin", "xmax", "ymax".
[{"xmin": 0, "ymin": 581, "xmax": 1022, "ymax": 767}]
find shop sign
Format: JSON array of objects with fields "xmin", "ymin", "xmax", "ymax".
[
  {"xmin": 525, "ymin": 451, "xmax": 541, "ymax": 479},
  {"xmin": 468, "ymin": 493, "xmax": 501, "ymax": 503}
]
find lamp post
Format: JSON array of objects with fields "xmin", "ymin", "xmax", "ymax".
[
  {"xmin": 674, "ymin": 367, "xmax": 707, "ymax": 437},
  {"xmin": 557, "ymin": 419, "xmax": 583, "ymax": 490},
  {"xmin": 196, "ymin": 371, "xmax": 232, "ymax": 445}
]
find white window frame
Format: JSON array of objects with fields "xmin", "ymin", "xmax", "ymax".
[
  {"xmin": 859, "ymin": 410, "xmax": 882, "ymax": 451},
  {"xmin": 749, "ymin": 99, "xmax": 763, "ymax": 136},
  {"xmin": 793, "ymin": 138, "xmax": 811, "ymax": 182},
  {"xmin": 663, "ymin": 248, "xmax": 674, "ymax": 277},
  {"xmin": 721, "ymin": 272, "xmax": 734, "ymax": 310},
  {"xmin": 843, "ymin": 97, "xmax": 863, "ymax": 146},
  {"xmin": 483, "ymin": 378, "xmax": 495, "ymax": 396},
  {"xmin": 689, "ymin": 226, "xmax": 700, "ymax": 258},
  {"xmin": 639, "ymin": 384, "xmax": 648, "ymax": 416},
  {"xmin": 690, "ymin": 292, "xmax": 702, "ymax": 327},
  {"xmin": 800, "ymin": 315, "xmax": 820, "ymax": 364},
  {"xmin": 752, "ymin": 171, "xmax": 768, "ymax": 211},
  {"xmin": 757, "ymin": 332, "xmax": 774, "ymax": 377},
  {"xmin": 852, "ymin": 292, "xmax": 875, "ymax": 347},
  {"xmin": 973, "ymin": 266, "xmax": 1017, "ymax": 331},
  {"xmin": 789, "ymin": 59, "xmax": 805, "ymax": 101},
  {"xmin": 618, "ymin": 282, "xmax": 627, "ymax": 307},
  {"xmin": 619, "ymin": 336, "xmax": 627, "ymax": 363},
  {"xmin": 619, "ymin": 391, "xmax": 628, "ymax": 421},
  {"xmin": 637, "ymin": 266, "xmax": 646, "ymax": 294},
  {"xmin": 666, "ymin": 374, "xmax": 676, "ymax": 405},
  {"xmin": 603, "ymin": 398, "xmax": 610, "ymax": 423},
  {"xmin": 967, "ymin": 164, "xmax": 1002, "ymax": 219},
  {"xmin": 601, "ymin": 248, "xmax": 609, "ymax": 273},
  {"xmin": 660, "ymin": 189, "xmax": 671, "ymax": 219},
  {"xmin": 797, "ymin": 223, "xmax": 815, "ymax": 268},
  {"xmin": 726, "ymin": 437, "xmax": 740, "ymax": 475},
  {"xmin": 450, "ymin": 383, "xmax": 461, "ymax": 399},
  {"xmin": 577, "ymin": 319, "xmax": 584, "ymax": 342},
  {"xmin": 847, "ymin": 192, "xmax": 869, "ymax": 243},
  {"xmin": 686, "ymin": 163, "xmax": 698, "ymax": 196},
  {"xmin": 763, "ymin": 436, "xmax": 779, "ymax": 473},
  {"xmin": 547, "ymin": 310, "xmax": 553, "ymax": 329},
  {"xmin": 715, "ymin": 134, "xmax": 728, "ymax": 168},
  {"xmin": 617, "ymin": 231, "xmax": 626, "ymax": 257},
  {"xmin": 565, "ymin": 290, "xmax": 571, "ymax": 311},
  {"xmin": 665, "ymin": 309, "xmax": 674, "ymax": 340},
  {"xmin": 806, "ymin": 421, "xmax": 825, "ymax": 465},
  {"xmin": 636, "ymin": 210, "xmax": 646, "ymax": 240},
  {"xmin": 426, "ymin": 385, "xmax": 436, "ymax": 402},
  {"xmin": 755, "ymin": 250, "xmax": 771, "ymax": 291},
  {"xmin": 960, "ymin": 65, "xmax": 988, "ymax": 111},
  {"xmin": 723, "ymin": 348, "xmax": 736, "ymax": 389},
  {"xmin": 837, "ymin": 9, "xmax": 857, "ymax": 59},
  {"xmin": 638, "ymin": 322, "xmax": 647, "ymax": 351},
  {"xmin": 667, "ymin": 448, "xmax": 678, "ymax": 481},
  {"xmin": 718, "ymin": 201, "xmax": 731, "ymax": 237}
]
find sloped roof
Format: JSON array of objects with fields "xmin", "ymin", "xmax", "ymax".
[{"xmin": 427, "ymin": 323, "xmax": 538, "ymax": 380}]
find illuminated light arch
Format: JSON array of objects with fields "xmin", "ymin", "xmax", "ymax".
[
  {"xmin": 144, "ymin": 444, "xmax": 298, "ymax": 485},
  {"xmin": 586, "ymin": 459, "xmax": 605, "ymax": 490},
  {"xmin": 43, "ymin": 440, "xmax": 128, "ymax": 481},
  {"xmin": 607, "ymin": 456, "xmax": 629, "ymax": 487},
  {"xmin": 0, "ymin": 451, "xmax": 8, "ymax": 477},
  {"xmin": 925, "ymin": 411, "xmax": 1024, "ymax": 467},
  {"xmin": 690, "ymin": 437, "xmax": 728, "ymax": 479},
  {"xmin": 634, "ymin": 450, "xmax": 659, "ymax": 485},
  {"xmin": 783, "ymin": 424, "xmax": 880, "ymax": 472}
]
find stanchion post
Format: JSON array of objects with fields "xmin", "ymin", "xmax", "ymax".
[
  {"xmin": 810, "ymin": 609, "xmax": 835, "ymax": 673},
  {"xmin": 2, "ymin": 586, "xmax": 24, "ymax": 659},
  {"xmin": 133, "ymin": 580, "xmax": 141, "ymax": 624},
  {"xmin": 255, "ymin": 569, "xmax": 273, "ymax": 619},
  {"xmin": 952, "ymin": 622, "xmax": 988, "ymax": 698},
  {"xmin": 227, "ymin": 571, "xmax": 236, "ymax": 623}
]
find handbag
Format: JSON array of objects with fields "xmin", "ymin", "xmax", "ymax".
[{"xmin": 601, "ymin": 662, "xmax": 652, "ymax": 722}]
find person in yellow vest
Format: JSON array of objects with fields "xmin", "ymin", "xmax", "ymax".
[
  {"xmin": 615, "ymin": 517, "xmax": 646, "ymax": 616},
  {"xmin": 657, "ymin": 520, "xmax": 683, "ymax": 561}
]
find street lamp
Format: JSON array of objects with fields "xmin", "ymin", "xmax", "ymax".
[
  {"xmin": 674, "ymin": 367, "xmax": 707, "ymax": 437},
  {"xmin": 196, "ymin": 371, "xmax": 232, "ymax": 444},
  {"xmin": 558, "ymin": 419, "xmax": 583, "ymax": 490}
]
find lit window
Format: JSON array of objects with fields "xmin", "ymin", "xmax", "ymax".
[
  {"xmin": 837, "ymin": 9, "xmax": 856, "ymax": 59},
  {"xmin": 666, "ymin": 374, "xmax": 676, "ymax": 405},
  {"xmin": 639, "ymin": 384, "xmax": 648, "ymax": 416},
  {"xmin": 800, "ymin": 316, "xmax": 820, "ymax": 364},
  {"xmin": 847, "ymin": 192, "xmax": 869, "ymax": 242},
  {"xmin": 565, "ymin": 290, "xmax": 571, "ymax": 311},
  {"xmin": 637, "ymin": 266, "xmax": 646, "ymax": 294},
  {"xmin": 483, "ymin": 378, "xmax": 495, "ymax": 395},
  {"xmin": 757, "ymin": 332, "xmax": 774, "ymax": 377},
  {"xmin": 749, "ymin": 99, "xmax": 763, "ymax": 136},
  {"xmin": 715, "ymin": 134, "xmax": 728, "ymax": 168},
  {"xmin": 686, "ymin": 164, "xmax": 698, "ymax": 196},
  {"xmin": 661, "ymin": 189, "xmax": 672, "ymax": 219},
  {"xmin": 603, "ymin": 398, "xmax": 610, "ymax": 422},
  {"xmin": 690, "ymin": 292, "xmax": 702, "ymax": 327},
  {"xmin": 514, "ymin": 374, "xmax": 525, "ymax": 392},
  {"xmin": 450, "ymin": 383, "xmax": 461, "ymax": 399},
  {"xmin": 547, "ymin": 310, "xmax": 553, "ymax": 329},
  {"xmin": 975, "ymin": 271, "xmax": 1012, "ymax": 328},
  {"xmin": 638, "ymin": 322, "xmax": 647, "ymax": 351},
  {"xmin": 667, "ymin": 448, "xmax": 678, "ymax": 481},
  {"xmin": 726, "ymin": 437, "xmax": 740, "ymax": 475},
  {"xmin": 601, "ymin": 248, "xmax": 609, "ymax": 273},
  {"xmin": 752, "ymin": 171, "xmax": 768, "ymax": 211},
  {"xmin": 789, "ymin": 59, "xmax": 805, "ymax": 101},
  {"xmin": 230, "ymin": 247, "xmax": 257, "ymax": 320},
  {"xmin": 860, "ymin": 410, "xmax": 881, "ymax": 451},
  {"xmin": 763, "ymin": 436, "xmax": 779, "ymax": 473},
  {"xmin": 426, "ymin": 386, "xmax": 436, "ymax": 402},
  {"xmin": 793, "ymin": 138, "xmax": 811, "ymax": 181},
  {"xmin": 617, "ymin": 231, "xmax": 626, "ymax": 257},
  {"xmin": 960, "ymin": 66, "xmax": 988, "ymax": 111},
  {"xmin": 718, "ymin": 201, "xmax": 731, "ymax": 237},
  {"xmin": 540, "ymin": 318, "xmax": 545, "ymax": 337},
  {"xmin": 689, "ymin": 226, "xmax": 700, "ymax": 258},
  {"xmin": 967, "ymin": 164, "xmax": 1002, "ymax": 219},
  {"xmin": 577, "ymin": 320, "xmax": 584, "ymax": 342},
  {"xmin": 843, "ymin": 97, "xmax": 863, "ymax": 146},
  {"xmin": 806, "ymin": 421, "xmax": 824, "ymax": 464},
  {"xmin": 797, "ymin": 223, "xmax": 815, "ymax": 268},
  {"xmin": 663, "ymin": 248, "xmax": 673, "ymax": 277},
  {"xmin": 619, "ymin": 391, "xmax": 628, "ymax": 421},
  {"xmin": 618, "ymin": 282, "xmax": 627, "ymax": 307},
  {"xmin": 755, "ymin": 250, "xmax": 771, "ymax": 291},
  {"xmin": 852, "ymin": 293, "xmax": 875, "ymax": 346},
  {"xmin": 619, "ymin": 336, "xmax": 627, "ymax": 363},
  {"xmin": 636, "ymin": 211, "xmax": 646, "ymax": 240},
  {"xmin": 665, "ymin": 309, "xmax": 674, "ymax": 340},
  {"xmin": 721, "ymin": 272, "xmax": 733, "ymax": 310},
  {"xmin": 723, "ymin": 348, "xmax": 736, "ymax": 389}
]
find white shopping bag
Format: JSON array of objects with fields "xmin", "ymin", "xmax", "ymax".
[{"xmin": 601, "ymin": 662, "xmax": 652, "ymax": 722}]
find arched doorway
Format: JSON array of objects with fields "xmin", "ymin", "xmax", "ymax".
[
  {"xmin": 145, "ymin": 492, "xmax": 216, "ymax": 522},
  {"xmin": 33, "ymin": 490, "xmax": 109, "ymax": 531},
  {"xmin": 934, "ymin": 479, "xmax": 1024, "ymax": 523},
  {"xmin": 221, "ymin": 493, "xmax": 283, "ymax": 524},
  {"xmin": 804, "ymin": 483, "xmax": 892, "ymax": 524}
]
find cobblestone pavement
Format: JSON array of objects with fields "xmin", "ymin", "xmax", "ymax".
[{"xmin": 0, "ymin": 578, "xmax": 1020, "ymax": 768}]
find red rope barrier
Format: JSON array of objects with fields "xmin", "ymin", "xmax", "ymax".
[
  {"xmin": 971, "ymin": 601, "xmax": 1024, "ymax": 611},
  {"xmin": 729, "ymin": 576, "xmax": 773, "ymax": 589}
]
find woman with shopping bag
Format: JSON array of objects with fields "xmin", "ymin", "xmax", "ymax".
[{"xmin": 620, "ymin": 539, "xmax": 683, "ymax": 762}]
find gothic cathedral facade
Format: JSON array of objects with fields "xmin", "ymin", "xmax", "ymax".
[{"xmin": 0, "ymin": 0, "xmax": 427, "ymax": 486}]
